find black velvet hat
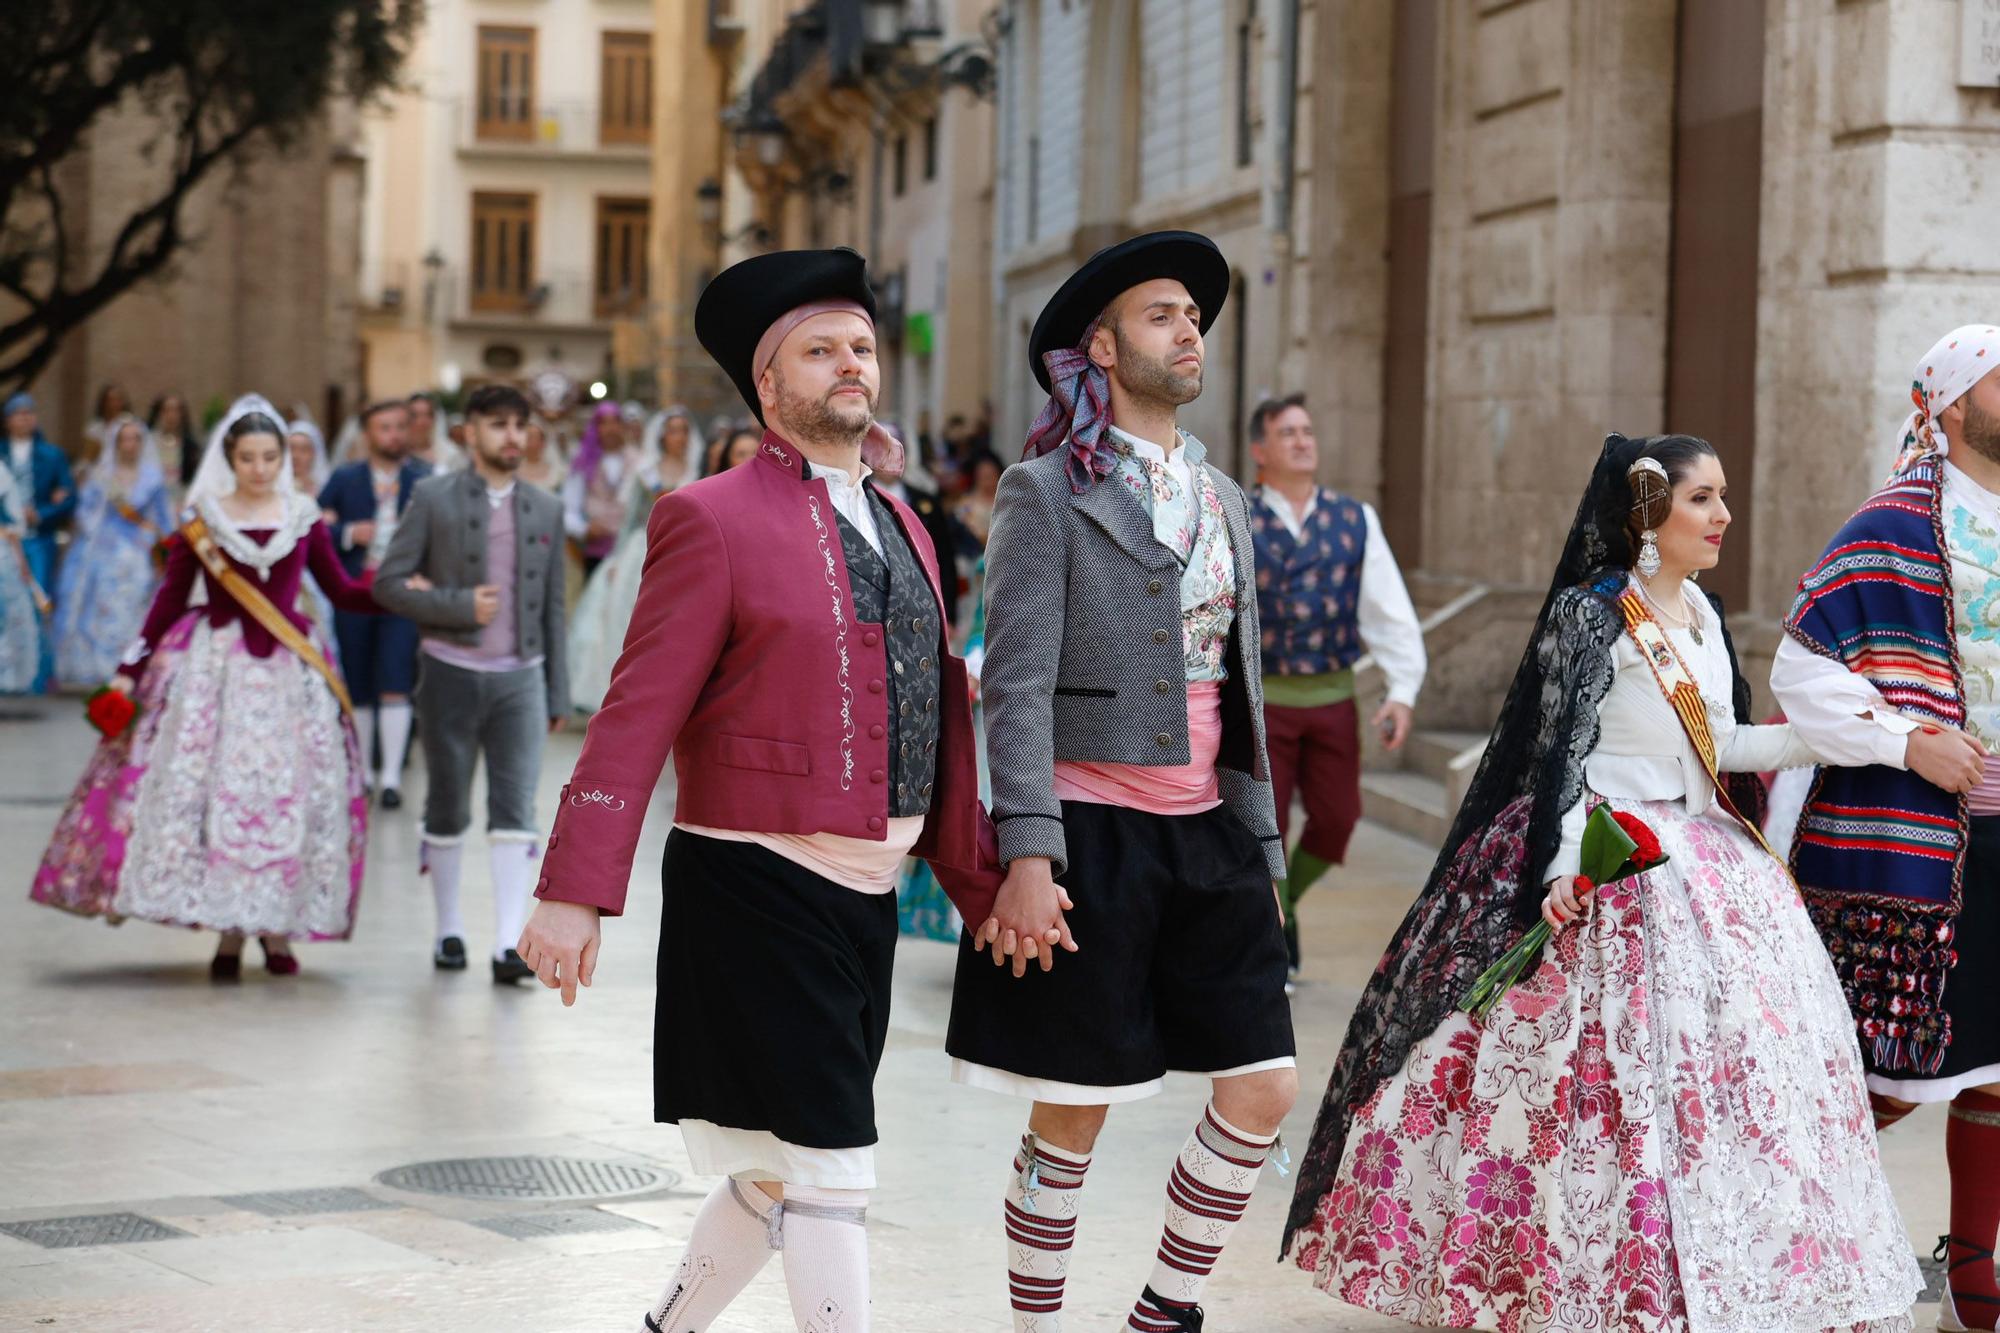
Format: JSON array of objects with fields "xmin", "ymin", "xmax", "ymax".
[
  {"xmin": 695, "ymin": 247, "xmax": 878, "ymax": 423},
  {"xmin": 1027, "ymin": 231, "xmax": 1230, "ymax": 393}
]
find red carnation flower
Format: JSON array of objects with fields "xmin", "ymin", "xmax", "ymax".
[
  {"xmin": 84, "ymin": 686, "xmax": 138, "ymax": 741},
  {"xmin": 1611, "ymin": 811, "xmax": 1663, "ymax": 867}
]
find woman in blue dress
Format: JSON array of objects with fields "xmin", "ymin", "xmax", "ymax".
[{"xmin": 53, "ymin": 414, "xmax": 173, "ymax": 688}]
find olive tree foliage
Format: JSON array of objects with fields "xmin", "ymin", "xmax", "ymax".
[{"xmin": 0, "ymin": 0, "xmax": 418, "ymax": 389}]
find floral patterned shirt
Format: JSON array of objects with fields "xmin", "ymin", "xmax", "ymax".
[
  {"xmin": 1105, "ymin": 426, "xmax": 1236, "ymax": 682},
  {"xmin": 1945, "ymin": 462, "xmax": 2000, "ymax": 768}
]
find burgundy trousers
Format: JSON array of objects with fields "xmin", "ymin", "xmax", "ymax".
[{"xmin": 1263, "ymin": 698, "xmax": 1362, "ymax": 865}]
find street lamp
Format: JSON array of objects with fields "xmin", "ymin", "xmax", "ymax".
[
  {"xmin": 696, "ymin": 178, "xmax": 723, "ymax": 227},
  {"xmin": 422, "ymin": 247, "xmax": 446, "ymax": 321},
  {"xmin": 861, "ymin": 0, "xmax": 903, "ymax": 48}
]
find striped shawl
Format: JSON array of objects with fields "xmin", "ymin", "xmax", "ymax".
[{"xmin": 1785, "ymin": 454, "xmax": 1967, "ymax": 1075}]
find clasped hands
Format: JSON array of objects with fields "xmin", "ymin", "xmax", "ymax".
[{"xmin": 975, "ymin": 856, "xmax": 1078, "ymax": 978}]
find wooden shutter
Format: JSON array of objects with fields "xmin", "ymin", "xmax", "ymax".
[
  {"xmin": 476, "ymin": 27, "xmax": 537, "ymax": 142},
  {"xmin": 600, "ymin": 32, "xmax": 653, "ymax": 145},
  {"xmin": 472, "ymin": 192, "xmax": 538, "ymax": 311},
  {"xmin": 594, "ymin": 197, "xmax": 651, "ymax": 316}
]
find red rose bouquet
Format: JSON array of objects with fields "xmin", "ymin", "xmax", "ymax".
[
  {"xmin": 84, "ymin": 685, "xmax": 139, "ymax": 741},
  {"xmin": 1461, "ymin": 804, "xmax": 1668, "ymax": 1020}
]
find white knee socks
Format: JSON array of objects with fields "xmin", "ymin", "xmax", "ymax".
[
  {"xmin": 375, "ymin": 701, "xmax": 412, "ymax": 792},
  {"xmin": 425, "ymin": 840, "xmax": 464, "ymax": 945},
  {"xmin": 490, "ymin": 841, "xmax": 535, "ymax": 961},
  {"xmin": 780, "ymin": 1185, "xmax": 871, "ymax": 1333},
  {"xmin": 640, "ymin": 1179, "xmax": 780, "ymax": 1333}
]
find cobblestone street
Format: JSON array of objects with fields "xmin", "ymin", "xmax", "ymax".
[{"xmin": 0, "ymin": 699, "xmax": 1952, "ymax": 1331}]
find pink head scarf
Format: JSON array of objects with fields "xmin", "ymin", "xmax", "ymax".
[{"xmin": 752, "ymin": 301, "xmax": 904, "ymax": 473}]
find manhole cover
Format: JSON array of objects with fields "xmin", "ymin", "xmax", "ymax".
[
  {"xmin": 0, "ymin": 1213, "xmax": 190, "ymax": 1249},
  {"xmin": 221, "ymin": 1187, "xmax": 393, "ymax": 1217},
  {"xmin": 472, "ymin": 1208, "xmax": 652, "ymax": 1240},
  {"xmin": 375, "ymin": 1156, "xmax": 673, "ymax": 1201}
]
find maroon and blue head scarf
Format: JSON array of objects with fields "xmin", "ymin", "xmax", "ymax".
[{"xmin": 1022, "ymin": 318, "xmax": 1118, "ymax": 495}]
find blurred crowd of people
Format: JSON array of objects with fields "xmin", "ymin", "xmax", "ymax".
[{"xmin": 0, "ymin": 375, "xmax": 1007, "ymax": 706}]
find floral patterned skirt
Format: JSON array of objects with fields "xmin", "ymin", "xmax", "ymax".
[
  {"xmin": 30, "ymin": 614, "xmax": 367, "ymax": 939},
  {"xmin": 1291, "ymin": 798, "xmax": 1919, "ymax": 1333}
]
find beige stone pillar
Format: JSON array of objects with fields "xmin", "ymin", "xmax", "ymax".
[
  {"xmin": 652, "ymin": 0, "xmax": 729, "ymax": 410},
  {"xmin": 1299, "ymin": 0, "xmax": 1394, "ymax": 502},
  {"xmin": 1420, "ymin": 0, "xmax": 1678, "ymax": 588},
  {"xmin": 1751, "ymin": 0, "xmax": 2000, "ymax": 624}
]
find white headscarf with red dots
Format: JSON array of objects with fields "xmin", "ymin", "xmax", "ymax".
[{"xmin": 1890, "ymin": 323, "xmax": 2000, "ymax": 478}]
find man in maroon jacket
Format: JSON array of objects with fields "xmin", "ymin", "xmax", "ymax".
[{"xmin": 518, "ymin": 248, "xmax": 991, "ymax": 1333}]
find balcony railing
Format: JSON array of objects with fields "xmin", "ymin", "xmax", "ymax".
[
  {"xmin": 458, "ymin": 98, "xmax": 651, "ymax": 156},
  {"xmin": 417, "ymin": 264, "xmax": 608, "ymax": 328}
]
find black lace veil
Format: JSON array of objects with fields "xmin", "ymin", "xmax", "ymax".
[{"xmin": 1282, "ymin": 432, "xmax": 1752, "ymax": 1254}]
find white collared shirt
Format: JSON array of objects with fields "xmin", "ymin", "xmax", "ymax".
[
  {"xmin": 1108, "ymin": 425, "xmax": 1195, "ymax": 503},
  {"xmin": 1256, "ymin": 484, "xmax": 1428, "ymax": 709},
  {"xmin": 809, "ymin": 459, "xmax": 883, "ymax": 556}
]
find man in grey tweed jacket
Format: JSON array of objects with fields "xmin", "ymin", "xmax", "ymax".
[{"xmin": 945, "ymin": 232, "xmax": 1297, "ymax": 1333}]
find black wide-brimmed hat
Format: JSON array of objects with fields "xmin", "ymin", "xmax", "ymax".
[
  {"xmin": 1027, "ymin": 231, "xmax": 1230, "ymax": 393},
  {"xmin": 695, "ymin": 247, "xmax": 878, "ymax": 422}
]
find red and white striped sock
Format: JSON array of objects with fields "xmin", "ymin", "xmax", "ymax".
[
  {"xmin": 1004, "ymin": 1133, "xmax": 1091, "ymax": 1332},
  {"xmin": 1126, "ymin": 1104, "xmax": 1275, "ymax": 1331}
]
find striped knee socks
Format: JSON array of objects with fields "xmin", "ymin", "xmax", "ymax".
[
  {"xmin": 1004, "ymin": 1134, "xmax": 1091, "ymax": 1332},
  {"xmin": 1126, "ymin": 1104, "xmax": 1275, "ymax": 1332}
]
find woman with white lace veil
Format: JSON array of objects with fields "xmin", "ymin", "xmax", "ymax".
[
  {"xmin": 565, "ymin": 405, "xmax": 702, "ymax": 712},
  {"xmin": 52, "ymin": 415, "xmax": 175, "ymax": 686},
  {"xmin": 31, "ymin": 395, "xmax": 382, "ymax": 980},
  {"xmin": 285, "ymin": 418, "xmax": 339, "ymax": 645}
]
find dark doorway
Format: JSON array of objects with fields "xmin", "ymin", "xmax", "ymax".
[
  {"xmin": 1666, "ymin": 0, "xmax": 1765, "ymax": 612},
  {"xmin": 1379, "ymin": 0, "xmax": 1436, "ymax": 566}
]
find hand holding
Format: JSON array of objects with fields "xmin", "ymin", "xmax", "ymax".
[
  {"xmin": 1541, "ymin": 875, "xmax": 1594, "ymax": 930},
  {"xmin": 975, "ymin": 857, "xmax": 1077, "ymax": 977},
  {"xmin": 347, "ymin": 520, "xmax": 377, "ymax": 548},
  {"xmin": 1906, "ymin": 724, "xmax": 1988, "ymax": 795},
  {"xmin": 108, "ymin": 673, "xmax": 136, "ymax": 695},
  {"xmin": 472, "ymin": 584, "xmax": 501, "ymax": 625},
  {"xmin": 517, "ymin": 899, "xmax": 602, "ymax": 1006}
]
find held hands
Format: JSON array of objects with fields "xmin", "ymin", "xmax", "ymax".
[
  {"xmin": 517, "ymin": 899, "xmax": 602, "ymax": 1005},
  {"xmin": 472, "ymin": 584, "xmax": 501, "ymax": 625},
  {"xmin": 402, "ymin": 574, "xmax": 434, "ymax": 592},
  {"xmin": 975, "ymin": 856, "xmax": 1078, "ymax": 978},
  {"xmin": 1905, "ymin": 723, "xmax": 1989, "ymax": 795},
  {"xmin": 1373, "ymin": 701, "xmax": 1414, "ymax": 752},
  {"xmin": 108, "ymin": 673, "xmax": 136, "ymax": 695},
  {"xmin": 1541, "ymin": 874, "xmax": 1595, "ymax": 931}
]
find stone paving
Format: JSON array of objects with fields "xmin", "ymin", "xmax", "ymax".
[{"xmin": 0, "ymin": 697, "xmax": 1953, "ymax": 1330}]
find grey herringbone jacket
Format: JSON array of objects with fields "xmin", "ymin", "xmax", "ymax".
[{"xmin": 981, "ymin": 447, "xmax": 1285, "ymax": 879}]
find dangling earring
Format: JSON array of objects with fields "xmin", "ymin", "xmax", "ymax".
[{"xmin": 1637, "ymin": 530, "xmax": 1662, "ymax": 578}]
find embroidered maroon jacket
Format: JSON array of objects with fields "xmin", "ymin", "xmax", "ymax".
[{"xmin": 535, "ymin": 431, "xmax": 999, "ymax": 919}]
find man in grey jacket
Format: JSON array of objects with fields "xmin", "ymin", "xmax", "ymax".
[
  {"xmin": 947, "ymin": 232, "xmax": 1296, "ymax": 1333},
  {"xmin": 375, "ymin": 383, "xmax": 570, "ymax": 982}
]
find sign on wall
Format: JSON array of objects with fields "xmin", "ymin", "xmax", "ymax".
[{"xmin": 1964, "ymin": 0, "xmax": 2000, "ymax": 87}]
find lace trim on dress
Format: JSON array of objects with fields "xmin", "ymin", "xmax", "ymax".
[{"xmin": 194, "ymin": 492, "xmax": 319, "ymax": 581}]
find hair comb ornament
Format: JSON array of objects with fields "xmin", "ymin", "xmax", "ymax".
[{"xmin": 1627, "ymin": 456, "xmax": 1669, "ymax": 578}]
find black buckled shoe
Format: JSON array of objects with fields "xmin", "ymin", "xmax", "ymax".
[
  {"xmin": 434, "ymin": 936, "xmax": 467, "ymax": 971},
  {"xmin": 491, "ymin": 948, "xmax": 535, "ymax": 984},
  {"xmin": 1136, "ymin": 1286, "xmax": 1204, "ymax": 1331}
]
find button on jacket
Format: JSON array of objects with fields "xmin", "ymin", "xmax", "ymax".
[{"xmin": 981, "ymin": 447, "xmax": 1285, "ymax": 879}]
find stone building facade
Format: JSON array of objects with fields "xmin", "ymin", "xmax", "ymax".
[
  {"xmin": 651, "ymin": 0, "xmax": 997, "ymax": 436},
  {"xmin": 22, "ymin": 98, "xmax": 365, "ymax": 452}
]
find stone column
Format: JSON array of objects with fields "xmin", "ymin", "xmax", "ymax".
[
  {"xmin": 1420, "ymin": 0, "xmax": 1679, "ymax": 588},
  {"xmin": 1752, "ymin": 0, "xmax": 2000, "ymax": 624}
]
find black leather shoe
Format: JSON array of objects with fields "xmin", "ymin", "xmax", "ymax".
[
  {"xmin": 491, "ymin": 948, "xmax": 535, "ymax": 984},
  {"xmin": 379, "ymin": 787, "xmax": 403, "ymax": 810},
  {"xmin": 1137, "ymin": 1288, "xmax": 1204, "ymax": 1332},
  {"xmin": 210, "ymin": 951, "xmax": 243, "ymax": 984},
  {"xmin": 434, "ymin": 936, "xmax": 467, "ymax": 971}
]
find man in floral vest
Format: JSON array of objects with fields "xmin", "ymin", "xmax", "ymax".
[{"xmin": 1248, "ymin": 394, "xmax": 1426, "ymax": 976}]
